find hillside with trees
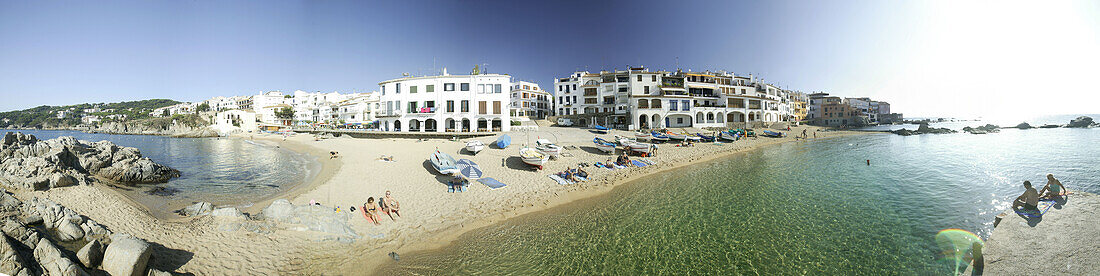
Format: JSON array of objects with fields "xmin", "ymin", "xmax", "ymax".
[{"xmin": 0, "ymin": 99, "xmax": 180, "ymax": 128}]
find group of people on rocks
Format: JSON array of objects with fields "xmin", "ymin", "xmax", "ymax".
[{"xmin": 1012, "ymin": 174, "xmax": 1069, "ymax": 213}]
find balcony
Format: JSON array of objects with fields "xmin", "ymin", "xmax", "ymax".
[
  {"xmin": 663, "ymin": 91, "xmax": 689, "ymax": 96},
  {"xmin": 694, "ymin": 103, "xmax": 724, "ymax": 108}
]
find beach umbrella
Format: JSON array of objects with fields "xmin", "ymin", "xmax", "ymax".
[{"xmin": 456, "ymin": 159, "xmax": 482, "ymax": 179}]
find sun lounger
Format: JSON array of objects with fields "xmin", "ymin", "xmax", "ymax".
[{"xmin": 477, "ymin": 177, "xmax": 507, "ymax": 190}]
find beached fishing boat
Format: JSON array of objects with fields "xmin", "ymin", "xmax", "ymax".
[
  {"xmin": 495, "ymin": 134, "xmax": 511, "ymax": 149},
  {"xmin": 650, "ymin": 131, "xmax": 670, "ymax": 142},
  {"xmin": 634, "ymin": 131, "xmax": 652, "ymax": 140},
  {"xmin": 465, "ymin": 140, "xmax": 485, "ymax": 154},
  {"xmin": 762, "ymin": 130, "xmax": 784, "ymax": 138},
  {"xmin": 666, "ymin": 131, "xmax": 688, "ymax": 140},
  {"xmin": 593, "ymin": 125, "xmax": 610, "ymax": 134},
  {"xmin": 683, "ymin": 132, "xmax": 701, "ymax": 141},
  {"xmin": 430, "ymin": 150, "xmax": 459, "ymax": 175},
  {"xmin": 535, "ymin": 138, "xmax": 563, "ymax": 158},
  {"xmin": 694, "ymin": 133, "xmax": 716, "ymax": 142},
  {"xmin": 615, "ymin": 135, "xmax": 653, "ymax": 154},
  {"xmin": 593, "ymin": 137, "xmax": 617, "ymax": 153},
  {"xmin": 719, "ymin": 131, "xmax": 739, "ymax": 141},
  {"xmin": 520, "ymin": 147, "xmax": 550, "ymax": 169}
]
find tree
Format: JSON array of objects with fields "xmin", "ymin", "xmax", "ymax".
[
  {"xmin": 161, "ymin": 109, "xmax": 170, "ymax": 117},
  {"xmin": 196, "ymin": 103, "xmax": 210, "ymax": 112},
  {"xmin": 275, "ymin": 107, "xmax": 294, "ymax": 120}
]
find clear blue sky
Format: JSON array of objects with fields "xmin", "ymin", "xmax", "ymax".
[{"xmin": 2, "ymin": 0, "xmax": 1097, "ymax": 118}]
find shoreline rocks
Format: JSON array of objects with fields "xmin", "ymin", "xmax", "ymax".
[
  {"xmin": 1014, "ymin": 122, "xmax": 1032, "ymax": 129},
  {"xmin": 963, "ymin": 124, "xmax": 1000, "ymax": 134},
  {"xmin": 891, "ymin": 122, "xmax": 958, "ymax": 136},
  {"xmin": 0, "ymin": 132, "xmax": 180, "ymax": 191},
  {"xmin": 1066, "ymin": 116, "xmax": 1095, "ymax": 128}
]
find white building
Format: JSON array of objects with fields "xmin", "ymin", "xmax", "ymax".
[
  {"xmin": 553, "ymin": 67, "xmax": 793, "ymax": 130},
  {"xmin": 202, "ymin": 96, "xmax": 252, "ymax": 112},
  {"xmin": 150, "ymin": 102, "xmax": 198, "ymax": 117},
  {"xmin": 252, "ymin": 91, "xmax": 293, "ymax": 126},
  {"xmin": 510, "ymin": 81, "xmax": 551, "ymax": 119},
  {"xmin": 80, "ymin": 115, "xmax": 100, "ymax": 124},
  {"xmin": 213, "ymin": 109, "xmax": 258, "ymax": 133},
  {"xmin": 335, "ymin": 93, "xmax": 381, "ymax": 126},
  {"xmin": 377, "ymin": 68, "xmax": 512, "ymax": 133}
]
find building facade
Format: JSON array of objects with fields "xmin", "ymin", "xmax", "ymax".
[
  {"xmin": 510, "ymin": 81, "xmax": 551, "ymax": 119},
  {"xmin": 377, "ymin": 69, "xmax": 512, "ymax": 133}
]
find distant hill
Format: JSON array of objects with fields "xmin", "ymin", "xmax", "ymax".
[{"xmin": 0, "ymin": 99, "xmax": 180, "ymax": 128}]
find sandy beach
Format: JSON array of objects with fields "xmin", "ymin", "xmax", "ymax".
[{"xmin": 15, "ymin": 125, "xmax": 868, "ymax": 274}]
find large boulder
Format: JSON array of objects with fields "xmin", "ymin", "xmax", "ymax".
[
  {"xmin": 33, "ymin": 238, "xmax": 86, "ymax": 276},
  {"xmin": 1067, "ymin": 116, "xmax": 1094, "ymax": 128},
  {"xmin": 0, "ymin": 132, "xmax": 180, "ymax": 190},
  {"xmin": 0, "ymin": 219, "xmax": 41, "ymax": 249},
  {"xmin": 211, "ymin": 207, "xmax": 245, "ymax": 219},
  {"xmin": 1015, "ymin": 122, "xmax": 1032, "ymax": 129},
  {"xmin": 0, "ymin": 233, "xmax": 32, "ymax": 276},
  {"xmin": 76, "ymin": 239, "xmax": 103, "ymax": 268},
  {"xmin": 963, "ymin": 124, "xmax": 1000, "ymax": 134},
  {"xmin": 102, "ymin": 234, "xmax": 152, "ymax": 276},
  {"xmin": 260, "ymin": 200, "xmax": 358, "ymax": 239},
  {"xmin": 56, "ymin": 220, "xmax": 85, "ymax": 242}
]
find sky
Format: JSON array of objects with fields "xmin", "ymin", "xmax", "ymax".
[{"xmin": 1, "ymin": 0, "xmax": 1098, "ymax": 119}]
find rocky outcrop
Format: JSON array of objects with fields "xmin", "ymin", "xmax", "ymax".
[
  {"xmin": 1067, "ymin": 116, "xmax": 1095, "ymax": 128},
  {"xmin": 175, "ymin": 202, "xmax": 213, "ymax": 217},
  {"xmin": 963, "ymin": 124, "xmax": 1000, "ymax": 134},
  {"xmin": 1014, "ymin": 122, "xmax": 1032, "ymax": 129},
  {"xmin": 76, "ymin": 239, "xmax": 103, "ymax": 268},
  {"xmin": 0, "ymin": 190, "xmax": 125, "ymax": 275},
  {"xmin": 102, "ymin": 234, "xmax": 151, "ymax": 276},
  {"xmin": 0, "ymin": 132, "xmax": 179, "ymax": 190},
  {"xmin": 260, "ymin": 199, "xmax": 358, "ymax": 240},
  {"xmin": 1039, "ymin": 124, "xmax": 1061, "ymax": 128},
  {"xmin": 33, "ymin": 238, "xmax": 87, "ymax": 276},
  {"xmin": 93, "ymin": 117, "xmax": 216, "ymax": 137},
  {"xmin": 891, "ymin": 123, "xmax": 958, "ymax": 136}
]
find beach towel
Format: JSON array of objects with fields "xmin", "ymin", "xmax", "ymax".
[
  {"xmin": 478, "ymin": 177, "xmax": 507, "ymax": 190},
  {"xmin": 631, "ymin": 160, "xmax": 648, "ymax": 167},
  {"xmin": 359, "ymin": 207, "xmax": 377, "ymax": 224},
  {"xmin": 575, "ymin": 176, "xmax": 588, "ymax": 182},
  {"xmin": 1015, "ymin": 199, "xmax": 1057, "ymax": 218},
  {"xmin": 548, "ymin": 174, "xmax": 574, "ymax": 185},
  {"xmin": 640, "ymin": 158, "xmax": 657, "ymax": 165}
]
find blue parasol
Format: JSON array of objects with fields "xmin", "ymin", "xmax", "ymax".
[{"xmin": 456, "ymin": 159, "xmax": 482, "ymax": 179}]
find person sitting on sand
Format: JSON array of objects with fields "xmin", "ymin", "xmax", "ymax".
[
  {"xmin": 1040, "ymin": 174, "xmax": 1068, "ymax": 199},
  {"xmin": 382, "ymin": 190, "xmax": 401, "ymax": 220},
  {"xmin": 1012, "ymin": 181, "xmax": 1040, "ymax": 211},
  {"xmin": 563, "ymin": 167, "xmax": 581, "ymax": 182},
  {"xmin": 364, "ymin": 197, "xmax": 381, "ymax": 225},
  {"xmin": 616, "ymin": 153, "xmax": 630, "ymax": 166},
  {"xmin": 575, "ymin": 167, "xmax": 588, "ymax": 178},
  {"xmin": 449, "ymin": 173, "xmax": 469, "ymax": 192}
]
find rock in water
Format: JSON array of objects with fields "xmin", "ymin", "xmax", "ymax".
[
  {"xmin": 102, "ymin": 234, "xmax": 152, "ymax": 276},
  {"xmin": 77, "ymin": 239, "xmax": 104, "ymax": 268},
  {"xmin": 1015, "ymin": 122, "xmax": 1032, "ymax": 129},
  {"xmin": 0, "ymin": 132, "xmax": 180, "ymax": 190},
  {"xmin": 1067, "ymin": 116, "xmax": 1094, "ymax": 128},
  {"xmin": 33, "ymin": 238, "xmax": 87, "ymax": 276}
]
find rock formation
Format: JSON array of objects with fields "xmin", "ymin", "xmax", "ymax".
[
  {"xmin": 1067, "ymin": 116, "xmax": 1095, "ymax": 128},
  {"xmin": 0, "ymin": 132, "xmax": 179, "ymax": 190},
  {"xmin": 963, "ymin": 124, "xmax": 1001, "ymax": 134},
  {"xmin": 891, "ymin": 123, "xmax": 958, "ymax": 136},
  {"xmin": 1014, "ymin": 122, "xmax": 1032, "ymax": 129}
]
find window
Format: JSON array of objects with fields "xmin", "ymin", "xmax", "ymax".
[
  {"xmin": 426, "ymin": 85, "xmax": 435, "ymax": 92},
  {"xmin": 407, "ymin": 101, "xmax": 418, "ymax": 113},
  {"xmin": 637, "ymin": 99, "xmax": 648, "ymax": 108},
  {"xmin": 585, "ymin": 98, "xmax": 597, "ymax": 104},
  {"xmin": 523, "ymin": 93, "xmax": 529, "ymax": 98},
  {"xmin": 479, "ymin": 101, "xmax": 487, "ymax": 114},
  {"xmin": 461, "ymin": 100, "xmax": 469, "ymax": 112},
  {"xmin": 478, "ymin": 84, "xmax": 486, "ymax": 93},
  {"xmin": 572, "ymin": 84, "xmax": 576, "ymax": 90},
  {"xmin": 447, "ymin": 100, "xmax": 454, "ymax": 112},
  {"xmin": 572, "ymin": 96, "xmax": 576, "ymax": 103},
  {"xmin": 559, "ymin": 85, "xmax": 562, "ymax": 92},
  {"xmin": 381, "ymin": 86, "xmax": 386, "ymax": 95},
  {"xmin": 493, "ymin": 101, "xmax": 501, "ymax": 114},
  {"xmin": 637, "ymin": 75, "xmax": 642, "ymax": 81},
  {"xmin": 396, "ymin": 83, "xmax": 401, "ymax": 94},
  {"xmin": 644, "ymin": 86, "xmax": 650, "ymax": 93},
  {"xmin": 618, "ymin": 87, "xmax": 627, "ymax": 92},
  {"xmin": 652, "ymin": 99, "xmax": 662, "ymax": 108},
  {"xmin": 410, "ymin": 86, "xmax": 418, "ymax": 93},
  {"xmin": 523, "ymin": 85, "xmax": 529, "ymax": 89},
  {"xmin": 444, "ymin": 83, "xmax": 455, "ymax": 91},
  {"xmin": 682, "ymin": 100, "xmax": 690, "ymax": 111},
  {"xmin": 461, "ymin": 83, "xmax": 470, "ymax": 91},
  {"xmin": 652, "ymin": 75, "xmax": 657, "ymax": 82},
  {"xmin": 677, "ymin": 118, "xmax": 684, "ymax": 124},
  {"xmin": 670, "ymin": 100, "xmax": 678, "ymax": 111}
]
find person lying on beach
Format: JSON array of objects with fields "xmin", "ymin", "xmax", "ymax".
[
  {"xmin": 575, "ymin": 167, "xmax": 588, "ymax": 178},
  {"xmin": 1040, "ymin": 174, "xmax": 1069, "ymax": 199},
  {"xmin": 382, "ymin": 190, "xmax": 401, "ymax": 220},
  {"xmin": 378, "ymin": 155, "xmax": 396, "ymax": 162},
  {"xmin": 563, "ymin": 167, "xmax": 581, "ymax": 182},
  {"xmin": 1012, "ymin": 181, "xmax": 1040, "ymax": 211},
  {"xmin": 330, "ymin": 151, "xmax": 339, "ymax": 159},
  {"xmin": 364, "ymin": 198, "xmax": 381, "ymax": 225}
]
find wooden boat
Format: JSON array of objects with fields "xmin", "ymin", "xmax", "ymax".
[
  {"xmin": 683, "ymin": 132, "xmax": 701, "ymax": 141},
  {"xmin": 593, "ymin": 125, "xmax": 610, "ymax": 134},
  {"xmin": 520, "ymin": 147, "xmax": 550, "ymax": 169},
  {"xmin": 762, "ymin": 130, "xmax": 784, "ymax": 138},
  {"xmin": 650, "ymin": 131, "xmax": 670, "ymax": 142},
  {"xmin": 535, "ymin": 138, "xmax": 563, "ymax": 158},
  {"xmin": 593, "ymin": 137, "xmax": 617, "ymax": 153},
  {"xmin": 495, "ymin": 134, "xmax": 511, "ymax": 149},
  {"xmin": 465, "ymin": 140, "xmax": 485, "ymax": 154},
  {"xmin": 666, "ymin": 131, "xmax": 688, "ymax": 140},
  {"xmin": 719, "ymin": 131, "xmax": 739, "ymax": 141},
  {"xmin": 430, "ymin": 150, "xmax": 459, "ymax": 175},
  {"xmin": 694, "ymin": 133, "xmax": 716, "ymax": 142},
  {"xmin": 634, "ymin": 131, "xmax": 652, "ymax": 140},
  {"xmin": 615, "ymin": 135, "xmax": 652, "ymax": 154}
]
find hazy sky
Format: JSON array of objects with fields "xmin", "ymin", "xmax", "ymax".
[{"xmin": 1, "ymin": 0, "xmax": 1097, "ymax": 119}]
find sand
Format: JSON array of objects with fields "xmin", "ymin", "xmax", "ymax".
[{"xmin": 20, "ymin": 125, "xmax": 868, "ymax": 274}]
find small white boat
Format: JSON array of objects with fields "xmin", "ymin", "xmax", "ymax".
[
  {"xmin": 430, "ymin": 150, "xmax": 459, "ymax": 175},
  {"xmin": 593, "ymin": 137, "xmax": 617, "ymax": 153},
  {"xmin": 465, "ymin": 140, "xmax": 485, "ymax": 154},
  {"xmin": 534, "ymin": 139, "xmax": 563, "ymax": 158},
  {"xmin": 615, "ymin": 135, "xmax": 652, "ymax": 154},
  {"xmin": 520, "ymin": 147, "xmax": 550, "ymax": 169},
  {"xmin": 634, "ymin": 131, "xmax": 652, "ymax": 141},
  {"xmin": 684, "ymin": 134, "xmax": 701, "ymax": 141},
  {"xmin": 719, "ymin": 131, "xmax": 738, "ymax": 141}
]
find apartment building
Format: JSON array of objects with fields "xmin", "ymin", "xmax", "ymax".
[
  {"xmin": 510, "ymin": 81, "xmax": 551, "ymax": 119},
  {"xmin": 377, "ymin": 68, "xmax": 512, "ymax": 133},
  {"xmin": 335, "ymin": 93, "xmax": 381, "ymax": 126}
]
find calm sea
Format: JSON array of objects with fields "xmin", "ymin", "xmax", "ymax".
[
  {"xmin": 377, "ymin": 123, "xmax": 1099, "ymax": 274},
  {"xmin": 5, "ymin": 130, "xmax": 316, "ymax": 212}
]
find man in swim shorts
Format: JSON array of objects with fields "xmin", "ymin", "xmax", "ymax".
[{"xmin": 1012, "ymin": 181, "xmax": 1040, "ymax": 211}]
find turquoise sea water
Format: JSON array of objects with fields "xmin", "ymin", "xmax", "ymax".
[
  {"xmin": 5, "ymin": 130, "xmax": 316, "ymax": 209},
  {"xmin": 377, "ymin": 127, "xmax": 1099, "ymax": 275}
]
